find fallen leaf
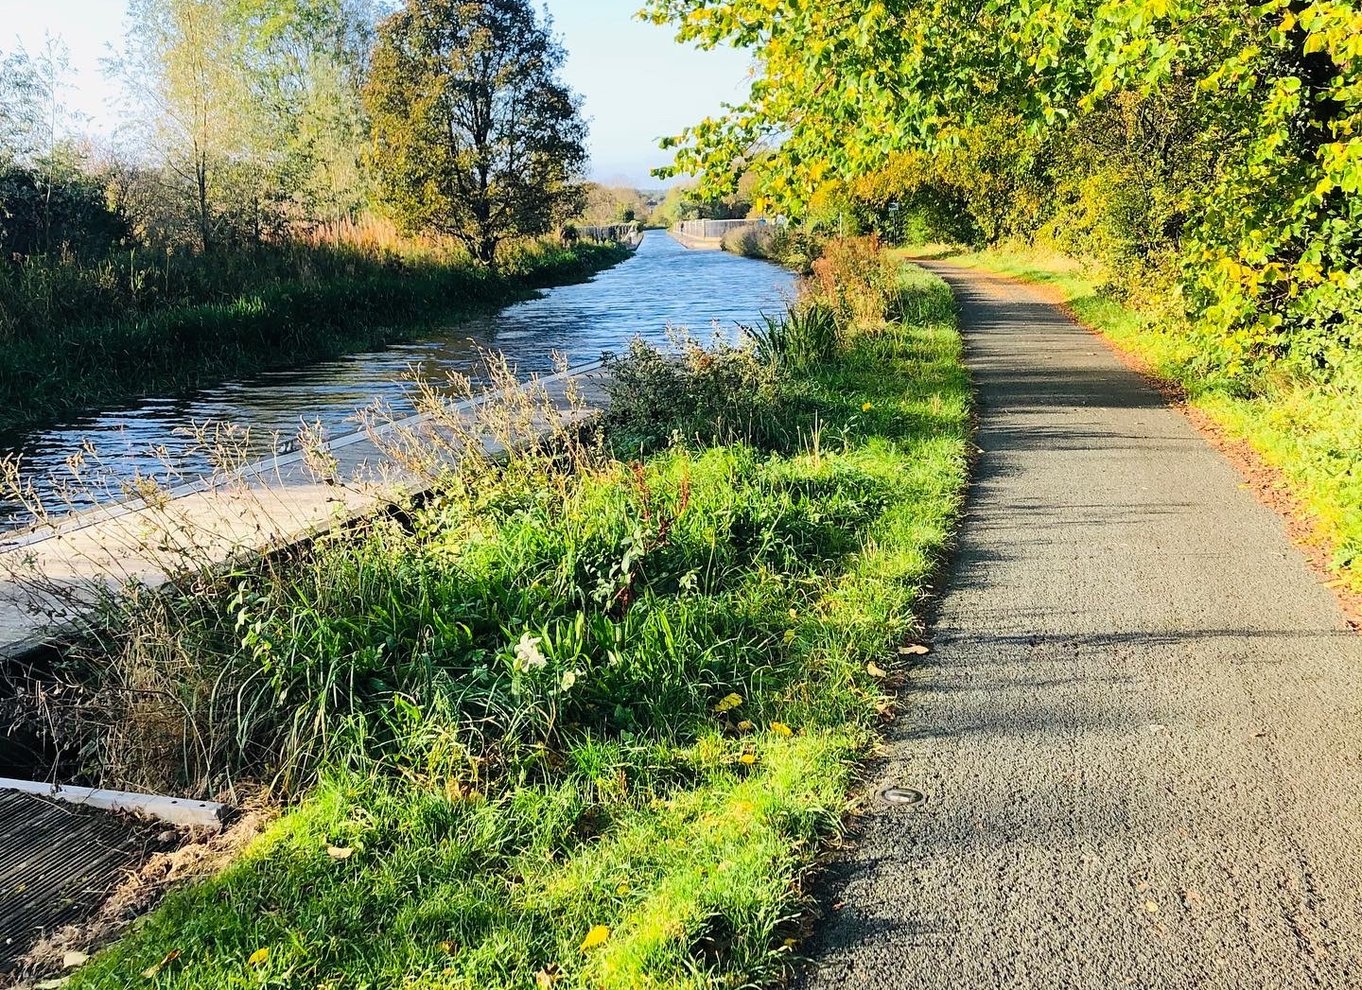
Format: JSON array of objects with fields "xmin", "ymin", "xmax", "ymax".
[
  {"xmin": 62, "ymin": 951, "xmax": 89, "ymax": 969},
  {"xmin": 713, "ymin": 693, "xmax": 743, "ymax": 713},
  {"xmin": 616, "ymin": 882, "xmax": 631, "ymax": 896},
  {"xmin": 782, "ymin": 628, "xmax": 797, "ymax": 645},
  {"xmin": 736, "ymin": 719, "xmax": 754, "ymax": 731},
  {"xmin": 438, "ymin": 940, "xmax": 459, "ymax": 955},
  {"xmin": 769, "ymin": 721, "xmax": 793, "ymax": 737},
  {"xmin": 580, "ymin": 925, "xmax": 610, "ymax": 951},
  {"xmin": 899, "ymin": 644, "xmax": 930, "ymax": 656},
  {"xmin": 866, "ymin": 661, "xmax": 887, "ymax": 678},
  {"xmin": 1143, "ymin": 900, "xmax": 1159, "ymax": 914},
  {"xmin": 248, "ymin": 947, "xmax": 270, "ymax": 967},
  {"xmin": 536, "ymin": 964, "xmax": 562, "ymax": 987},
  {"xmin": 739, "ymin": 753, "xmax": 757, "ymax": 765},
  {"xmin": 326, "ymin": 845, "xmax": 353, "ymax": 860},
  {"xmin": 142, "ymin": 950, "xmax": 180, "ymax": 979}
]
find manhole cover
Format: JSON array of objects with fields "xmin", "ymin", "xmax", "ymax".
[{"xmin": 878, "ymin": 786, "xmax": 926, "ymax": 807}]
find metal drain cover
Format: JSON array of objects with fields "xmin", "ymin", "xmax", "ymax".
[{"xmin": 878, "ymin": 785, "xmax": 926, "ymax": 807}]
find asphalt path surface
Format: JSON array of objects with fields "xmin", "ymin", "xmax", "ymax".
[{"xmin": 801, "ymin": 263, "xmax": 1362, "ymax": 989}]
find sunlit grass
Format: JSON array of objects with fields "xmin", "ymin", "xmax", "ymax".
[{"xmin": 58, "ymin": 259, "xmax": 971, "ymax": 989}]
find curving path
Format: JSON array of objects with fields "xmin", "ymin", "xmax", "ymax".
[{"xmin": 802, "ymin": 263, "xmax": 1362, "ymax": 989}]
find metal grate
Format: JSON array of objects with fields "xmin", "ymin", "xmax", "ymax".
[{"xmin": 0, "ymin": 789, "xmax": 158, "ymax": 965}]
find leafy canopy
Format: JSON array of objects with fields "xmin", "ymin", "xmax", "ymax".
[{"xmin": 644, "ymin": 0, "xmax": 1362, "ymax": 374}]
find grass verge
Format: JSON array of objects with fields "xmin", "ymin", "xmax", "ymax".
[
  {"xmin": 34, "ymin": 251, "xmax": 970, "ymax": 989},
  {"xmin": 909, "ymin": 245, "xmax": 1362, "ymax": 596},
  {"xmin": 0, "ymin": 240, "xmax": 630, "ymax": 435}
]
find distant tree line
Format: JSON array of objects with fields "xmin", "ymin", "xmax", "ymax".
[{"xmin": 0, "ymin": 0, "xmax": 587, "ymax": 268}]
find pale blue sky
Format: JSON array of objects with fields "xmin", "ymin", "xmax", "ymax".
[{"xmin": 0, "ymin": 0, "xmax": 754, "ymax": 185}]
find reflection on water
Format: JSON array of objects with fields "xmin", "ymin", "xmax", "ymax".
[{"xmin": 0, "ymin": 233, "xmax": 795, "ymax": 530}]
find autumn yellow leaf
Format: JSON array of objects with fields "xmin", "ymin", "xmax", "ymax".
[
  {"xmin": 899, "ymin": 643, "xmax": 930, "ymax": 656},
  {"xmin": 326, "ymin": 844, "xmax": 353, "ymax": 860},
  {"xmin": 736, "ymin": 719, "xmax": 754, "ymax": 731},
  {"xmin": 141, "ymin": 949, "xmax": 180, "ymax": 979},
  {"xmin": 580, "ymin": 925, "xmax": 611, "ymax": 951},
  {"xmin": 866, "ymin": 661, "xmax": 888, "ymax": 678},
  {"xmin": 770, "ymin": 721, "xmax": 793, "ymax": 737},
  {"xmin": 248, "ymin": 947, "xmax": 270, "ymax": 967},
  {"xmin": 713, "ymin": 692, "xmax": 743, "ymax": 713},
  {"xmin": 782, "ymin": 628, "xmax": 797, "ymax": 644}
]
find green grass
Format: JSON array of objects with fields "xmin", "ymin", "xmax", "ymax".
[
  {"xmin": 0, "ymin": 240, "xmax": 630, "ymax": 434},
  {"xmin": 53, "ymin": 261, "xmax": 971, "ymax": 990},
  {"xmin": 914, "ymin": 245, "xmax": 1362, "ymax": 591}
]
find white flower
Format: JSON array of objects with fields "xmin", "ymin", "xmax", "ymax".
[{"xmin": 513, "ymin": 633, "xmax": 547, "ymax": 673}]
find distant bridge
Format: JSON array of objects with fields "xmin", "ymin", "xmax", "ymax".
[
  {"xmin": 672, "ymin": 218, "xmax": 770, "ymax": 250},
  {"xmin": 575, "ymin": 223, "xmax": 645, "ymax": 250}
]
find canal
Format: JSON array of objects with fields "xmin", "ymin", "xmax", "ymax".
[{"xmin": 0, "ymin": 233, "xmax": 795, "ymax": 531}]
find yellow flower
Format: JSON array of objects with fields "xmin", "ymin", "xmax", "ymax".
[
  {"xmin": 770, "ymin": 721, "xmax": 793, "ymax": 737},
  {"xmin": 739, "ymin": 752, "xmax": 758, "ymax": 765},
  {"xmin": 782, "ymin": 629, "xmax": 797, "ymax": 645},
  {"xmin": 580, "ymin": 925, "xmax": 611, "ymax": 951},
  {"xmin": 861, "ymin": 401, "xmax": 873, "ymax": 412},
  {"xmin": 248, "ymin": 948, "xmax": 269, "ymax": 967},
  {"xmin": 713, "ymin": 692, "xmax": 744, "ymax": 713}
]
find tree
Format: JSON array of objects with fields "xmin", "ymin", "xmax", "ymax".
[
  {"xmin": 363, "ymin": 0, "xmax": 588, "ymax": 266},
  {"xmin": 113, "ymin": 0, "xmax": 249, "ymax": 252},
  {"xmin": 112, "ymin": 0, "xmax": 377, "ymax": 250},
  {"xmin": 644, "ymin": 0, "xmax": 1362, "ymax": 376}
]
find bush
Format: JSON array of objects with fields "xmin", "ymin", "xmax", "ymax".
[
  {"xmin": 601, "ymin": 335, "xmax": 781, "ymax": 454},
  {"xmin": 805, "ymin": 234, "xmax": 903, "ymax": 329}
]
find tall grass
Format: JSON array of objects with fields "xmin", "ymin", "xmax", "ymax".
[
  {"xmin": 12, "ymin": 241, "xmax": 972, "ymax": 989},
  {"xmin": 0, "ymin": 230, "xmax": 630, "ymax": 433}
]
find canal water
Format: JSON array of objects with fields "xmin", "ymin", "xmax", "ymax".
[{"xmin": 0, "ymin": 233, "xmax": 795, "ymax": 531}]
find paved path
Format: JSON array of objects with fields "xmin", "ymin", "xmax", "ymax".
[{"xmin": 803, "ymin": 264, "xmax": 1362, "ymax": 989}]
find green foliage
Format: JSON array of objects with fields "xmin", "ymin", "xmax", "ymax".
[
  {"xmin": 747, "ymin": 303, "xmax": 839, "ymax": 373},
  {"xmin": 363, "ymin": 0, "xmax": 588, "ymax": 265},
  {"xmin": 601, "ymin": 336, "xmax": 781, "ymax": 453},
  {"xmin": 54, "ymin": 255, "xmax": 971, "ymax": 990},
  {"xmin": 645, "ymin": 0, "xmax": 1362, "ymax": 382},
  {"xmin": 0, "ymin": 158, "xmax": 130, "ymax": 258},
  {"xmin": 113, "ymin": 0, "xmax": 375, "ymax": 250}
]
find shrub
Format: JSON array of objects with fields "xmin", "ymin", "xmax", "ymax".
[
  {"xmin": 804, "ymin": 234, "xmax": 903, "ymax": 329},
  {"xmin": 601, "ymin": 335, "xmax": 781, "ymax": 454}
]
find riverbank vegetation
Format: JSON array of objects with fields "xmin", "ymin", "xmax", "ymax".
[
  {"xmin": 646, "ymin": 0, "xmax": 1362, "ymax": 590},
  {"xmin": 9, "ymin": 239, "xmax": 970, "ymax": 987},
  {"xmin": 0, "ymin": 0, "xmax": 621, "ymax": 434}
]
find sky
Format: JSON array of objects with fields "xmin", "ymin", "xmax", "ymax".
[{"xmin": 0, "ymin": 0, "xmax": 755, "ymax": 186}]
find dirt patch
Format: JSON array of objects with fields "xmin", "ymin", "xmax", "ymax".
[{"xmin": 6, "ymin": 800, "xmax": 275, "ymax": 988}]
